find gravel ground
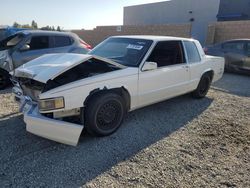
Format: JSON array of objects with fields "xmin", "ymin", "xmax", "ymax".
[{"xmin": 0, "ymin": 73, "xmax": 249, "ymax": 187}]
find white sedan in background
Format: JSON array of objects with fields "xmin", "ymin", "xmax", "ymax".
[{"xmin": 12, "ymin": 36, "xmax": 224, "ymax": 146}]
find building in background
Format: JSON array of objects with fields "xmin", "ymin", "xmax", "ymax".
[
  {"xmin": 217, "ymin": 0, "xmax": 250, "ymax": 21},
  {"xmin": 123, "ymin": 0, "xmax": 220, "ymax": 45}
]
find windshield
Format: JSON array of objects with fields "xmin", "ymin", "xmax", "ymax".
[
  {"xmin": 0, "ymin": 33, "xmax": 25, "ymax": 50},
  {"xmin": 89, "ymin": 38, "xmax": 153, "ymax": 67}
]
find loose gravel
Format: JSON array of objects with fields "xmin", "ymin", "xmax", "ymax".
[{"xmin": 0, "ymin": 73, "xmax": 249, "ymax": 187}]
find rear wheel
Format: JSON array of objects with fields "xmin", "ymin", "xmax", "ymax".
[
  {"xmin": 192, "ymin": 74, "xmax": 211, "ymax": 98},
  {"xmin": 84, "ymin": 92, "xmax": 126, "ymax": 136},
  {"xmin": 0, "ymin": 69, "xmax": 10, "ymax": 90}
]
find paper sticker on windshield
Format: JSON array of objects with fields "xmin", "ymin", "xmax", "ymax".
[
  {"xmin": 127, "ymin": 44, "xmax": 144, "ymax": 50},
  {"xmin": 137, "ymin": 42, "xmax": 146, "ymax": 45}
]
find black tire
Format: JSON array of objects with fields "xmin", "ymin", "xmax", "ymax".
[
  {"xmin": 192, "ymin": 74, "xmax": 211, "ymax": 99},
  {"xmin": 0, "ymin": 69, "xmax": 10, "ymax": 90},
  {"xmin": 84, "ymin": 92, "xmax": 126, "ymax": 136}
]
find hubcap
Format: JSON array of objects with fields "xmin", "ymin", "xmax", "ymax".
[{"xmin": 96, "ymin": 100, "xmax": 122, "ymax": 131}]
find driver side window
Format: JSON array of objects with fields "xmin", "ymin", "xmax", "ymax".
[{"xmin": 147, "ymin": 41, "xmax": 185, "ymax": 67}]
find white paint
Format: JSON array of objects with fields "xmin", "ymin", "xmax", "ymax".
[
  {"xmin": 14, "ymin": 53, "xmax": 125, "ymax": 83},
  {"xmin": 14, "ymin": 36, "xmax": 225, "ymax": 146}
]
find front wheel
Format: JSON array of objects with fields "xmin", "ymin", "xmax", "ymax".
[
  {"xmin": 84, "ymin": 92, "xmax": 126, "ymax": 136},
  {"xmin": 192, "ymin": 74, "xmax": 211, "ymax": 99}
]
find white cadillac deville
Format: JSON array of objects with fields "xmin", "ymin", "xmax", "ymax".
[{"xmin": 12, "ymin": 36, "xmax": 225, "ymax": 146}]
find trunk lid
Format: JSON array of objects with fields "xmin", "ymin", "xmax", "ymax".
[{"xmin": 14, "ymin": 53, "xmax": 125, "ymax": 83}]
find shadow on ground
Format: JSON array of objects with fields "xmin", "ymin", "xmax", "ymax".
[
  {"xmin": 0, "ymin": 87, "xmax": 12, "ymax": 95},
  {"xmin": 212, "ymin": 73, "xmax": 250, "ymax": 97},
  {"xmin": 0, "ymin": 95, "xmax": 213, "ymax": 187}
]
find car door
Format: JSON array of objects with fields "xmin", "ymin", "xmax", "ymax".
[
  {"xmin": 138, "ymin": 41, "xmax": 190, "ymax": 107},
  {"xmin": 12, "ymin": 35, "xmax": 52, "ymax": 68},
  {"xmin": 222, "ymin": 41, "xmax": 245, "ymax": 71}
]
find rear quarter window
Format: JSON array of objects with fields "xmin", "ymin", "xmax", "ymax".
[
  {"xmin": 183, "ymin": 41, "xmax": 201, "ymax": 63},
  {"xmin": 53, "ymin": 36, "xmax": 73, "ymax": 48}
]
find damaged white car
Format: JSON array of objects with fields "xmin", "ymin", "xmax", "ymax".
[{"xmin": 12, "ymin": 36, "xmax": 224, "ymax": 146}]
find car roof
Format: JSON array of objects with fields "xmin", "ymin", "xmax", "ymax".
[
  {"xmin": 17, "ymin": 30, "xmax": 76, "ymax": 37},
  {"xmin": 111, "ymin": 35, "xmax": 196, "ymax": 42}
]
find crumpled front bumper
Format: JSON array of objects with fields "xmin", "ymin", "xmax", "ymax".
[
  {"xmin": 24, "ymin": 105, "xmax": 83, "ymax": 146},
  {"xmin": 13, "ymin": 86, "xmax": 83, "ymax": 146}
]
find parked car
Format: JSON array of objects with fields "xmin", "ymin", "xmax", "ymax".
[
  {"xmin": 12, "ymin": 36, "xmax": 224, "ymax": 146},
  {"xmin": 0, "ymin": 30, "xmax": 91, "ymax": 89},
  {"xmin": 204, "ymin": 39, "xmax": 250, "ymax": 74}
]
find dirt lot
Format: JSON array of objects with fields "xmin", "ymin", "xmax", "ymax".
[{"xmin": 0, "ymin": 73, "xmax": 249, "ymax": 187}]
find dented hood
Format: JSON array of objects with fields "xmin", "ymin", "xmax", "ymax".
[{"xmin": 14, "ymin": 53, "xmax": 125, "ymax": 83}]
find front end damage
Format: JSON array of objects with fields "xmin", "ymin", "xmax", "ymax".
[
  {"xmin": 25, "ymin": 106, "xmax": 83, "ymax": 146},
  {"xmin": 12, "ymin": 54, "xmax": 124, "ymax": 146},
  {"xmin": 12, "ymin": 78, "xmax": 84, "ymax": 146}
]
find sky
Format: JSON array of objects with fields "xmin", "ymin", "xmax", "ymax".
[{"xmin": 0, "ymin": 0, "xmax": 163, "ymax": 30}]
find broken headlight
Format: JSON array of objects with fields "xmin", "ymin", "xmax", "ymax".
[{"xmin": 38, "ymin": 97, "xmax": 64, "ymax": 112}]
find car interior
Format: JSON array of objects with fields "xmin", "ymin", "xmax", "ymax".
[{"xmin": 147, "ymin": 41, "xmax": 185, "ymax": 67}]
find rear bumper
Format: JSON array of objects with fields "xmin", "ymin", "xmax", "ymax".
[{"xmin": 13, "ymin": 87, "xmax": 83, "ymax": 146}]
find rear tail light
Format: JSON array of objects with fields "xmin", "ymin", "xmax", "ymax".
[{"xmin": 80, "ymin": 40, "xmax": 92, "ymax": 49}]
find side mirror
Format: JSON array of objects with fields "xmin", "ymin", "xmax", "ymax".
[
  {"xmin": 20, "ymin": 44, "xmax": 30, "ymax": 52},
  {"xmin": 142, "ymin": 61, "xmax": 158, "ymax": 71}
]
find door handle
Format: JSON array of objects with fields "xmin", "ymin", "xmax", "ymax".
[{"xmin": 182, "ymin": 65, "xmax": 189, "ymax": 69}]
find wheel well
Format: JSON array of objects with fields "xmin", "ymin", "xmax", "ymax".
[
  {"xmin": 203, "ymin": 70, "xmax": 214, "ymax": 81},
  {"xmin": 84, "ymin": 87, "xmax": 131, "ymax": 111},
  {"xmin": 0, "ymin": 68, "xmax": 10, "ymax": 81},
  {"xmin": 0, "ymin": 68, "xmax": 10, "ymax": 75}
]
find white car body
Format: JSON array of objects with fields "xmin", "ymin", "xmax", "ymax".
[{"xmin": 12, "ymin": 36, "xmax": 225, "ymax": 146}]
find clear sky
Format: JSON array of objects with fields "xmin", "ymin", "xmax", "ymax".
[{"xmin": 0, "ymin": 0, "xmax": 163, "ymax": 30}]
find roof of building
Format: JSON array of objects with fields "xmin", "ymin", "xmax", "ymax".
[{"xmin": 111, "ymin": 35, "xmax": 195, "ymax": 42}]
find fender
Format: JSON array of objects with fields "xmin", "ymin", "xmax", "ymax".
[
  {"xmin": 84, "ymin": 86, "xmax": 131, "ymax": 111},
  {"xmin": 200, "ymin": 68, "xmax": 214, "ymax": 79}
]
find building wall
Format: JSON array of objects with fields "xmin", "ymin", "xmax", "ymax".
[
  {"xmin": 206, "ymin": 20, "xmax": 250, "ymax": 45},
  {"xmin": 218, "ymin": 0, "xmax": 250, "ymax": 21},
  {"xmin": 72, "ymin": 24, "xmax": 191, "ymax": 47},
  {"xmin": 123, "ymin": 0, "xmax": 220, "ymax": 45}
]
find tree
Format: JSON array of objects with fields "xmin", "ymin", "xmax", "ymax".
[
  {"xmin": 22, "ymin": 24, "xmax": 32, "ymax": 29},
  {"xmin": 13, "ymin": 22, "xmax": 21, "ymax": 28},
  {"xmin": 31, "ymin": 20, "xmax": 38, "ymax": 29},
  {"xmin": 57, "ymin": 26, "xmax": 61, "ymax": 31}
]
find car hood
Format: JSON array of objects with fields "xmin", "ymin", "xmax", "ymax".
[{"xmin": 13, "ymin": 53, "xmax": 126, "ymax": 83}]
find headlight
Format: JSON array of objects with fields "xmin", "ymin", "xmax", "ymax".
[{"xmin": 38, "ymin": 97, "xmax": 64, "ymax": 112}]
